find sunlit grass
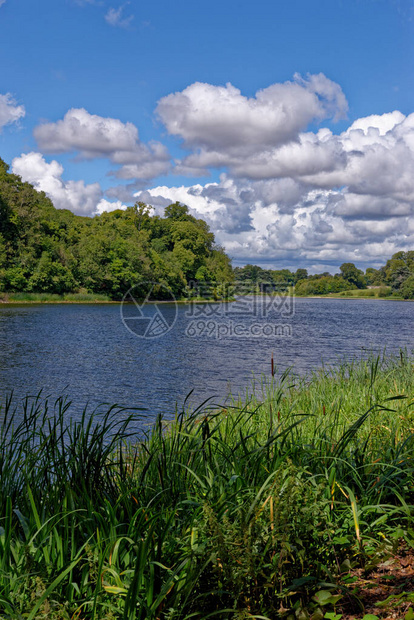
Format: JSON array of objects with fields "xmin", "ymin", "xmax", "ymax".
[{"xmin": 332, "ymin": 286, "xmax": 392, "ymax": 298}]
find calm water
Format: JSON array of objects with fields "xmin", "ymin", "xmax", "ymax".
[{"xmin": 1, "ymin": 298, "xmax": 414, "ymax": 425}]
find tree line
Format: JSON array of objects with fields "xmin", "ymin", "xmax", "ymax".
[
  {"xmin": 0, "ymin": 158, "xmax": 233, "ymax": 299},
  {"xmin": 2, "ymin": 156, "xmax": 414, "ymax": 299},
  {"xmin": 235, "ymin": 256, "xmax": 414, "ymax": 298}
]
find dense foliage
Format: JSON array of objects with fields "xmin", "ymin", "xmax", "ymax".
[
  {"xmin": 234, "ymin": 256, "xmax": 414, "ymax": 299},
  {"xmin": 0, "ymin": 354, "xmax": 413, "ymax": 618},
  {"xmin": 0, "ymin": 159, "xmax": 233, "ymax": 299},
  {"xmin": 295, "ymin": 263, "xmax": 365, "ymax": 296},
  {"xmin": 367, "ymin": 250, "xmax": 414, "ymax": 298},
  {"xmin": 294, "ymin": 256, "xmax": 414, "ymax": 298},
  {"xmin": 234, "ymin": 264, "xmax": 306, "ymax": 290},
  {"xmin": 295, "ymin": 274, "xmax": 349, "ymax": 296}
]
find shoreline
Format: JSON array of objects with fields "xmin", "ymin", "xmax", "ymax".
[
  {"xmin": 0, "ymin": 294, "xmax": 408, "ymax": 304},
  {"xmin": 296, "ymin": 294, "xmax": 407, "ymax": 301},
  {"xmin": 0, "ymin": 296, "xmax": 231, "ymax": 305}
]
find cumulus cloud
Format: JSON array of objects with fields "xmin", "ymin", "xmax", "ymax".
[
  {"xmin": 299, "ymin": 112, "xmax": 414, "ymax": 207},
  {"xmin": 105, "ymin": 4, "xmax": 134, "ymax": 28},
  {"xmin": 156, "ymin": 78, "xmax": 414, "ymax": 232},
  {"xmin": 21, "ymin": 74, "xmax": 414, "ymax": 269},
  {"xmin": 135, "ymin": 177, "xmax": 256, "ymax": 234},
  {"xmin": 105, "ymin": 183, "xmax": 140, "ymax": 203},
  {"xmin": 11, "ymin": 152, "xmax": 125, "ymax": 216},
  {"xmin": 136, "ymin": 162, "xmax": 414, "ymax": 270},
  {"xmin": 155, "ymin": 78, "xmax": 414, "ymax": 230},
  {"xmin": 154, "ymin": 78, "xmax": 414, "ymax": 268},
  {"xmin": 156, "ymin": 74, "xmax": 348, "ymax": 171},
  {"xmin": 34, "ymin": 108, "xmax": 170, "ymax": 180},
  {"xmin": 347, "ymin": 111, "xmax": 405, "ymax": 136},
  {"xmin": 0, "ymin": 93, "xmax": 25, "ymax": 131}
]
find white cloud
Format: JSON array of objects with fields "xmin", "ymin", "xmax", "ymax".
[
  {"xmin": 155, "ymin": 79, "xmax": 414, "ymax": 238},
  {"xmin": 34, "ymin": 108, "xmax": 170, "ymax": 180},
  {"xmin": 95, "ymin": 198, "xmax": 127, "ymax": 214},
  {"xmin": 347, "ymin": 111, "xmax": 405, "ymax": 136},
  {"xmin": 228, "ymin": 130, "xmax": 345, "ymax": 180},
  {"xmin": 0, "ymin": 93, "xmax": 25, "ymax": 131},
  {"xmin": 0, "ymin": 1, "xmax": 6, "ymax": 7},
  {"xmin": 136, "ymin": 165, "xmax": 414, "ymax": 270},
  {"xmin": 17, "ymin": 74, "xmax": 414, "ymax": 270},
  {"xmin": 157, "ymin": 85, "xmax": 414, "ymax": 268},
  {"xmin": 105, "ymin": 183, "xmax": 139, "ymax": 202},
  {"xmin": 105, "ymin": 4, "xmax": 134, "ymax": 28},
  {"xmin": 298, "ymin": 112, "xmax": 414, "ymax": 206},
  {"xmin": 11, "ymin": 152, "xmax": 124, "ymax": 216},
  {"xmin": 156, "ymin": 74, "xmax": 348, "ymax": 171}
]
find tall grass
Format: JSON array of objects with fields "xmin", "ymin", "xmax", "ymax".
[{"xmin": 0, "ymin": 353, "xmax": 413, "ymax": 618}]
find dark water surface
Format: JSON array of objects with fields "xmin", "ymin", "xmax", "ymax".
[{"xmin": 1, "ymin": 298, "xmax": 413, "ymax": 425}]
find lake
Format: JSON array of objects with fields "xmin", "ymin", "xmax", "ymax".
[{"xmin": 1, "ymin": 297, "xmax": 413, "ymax": 426}]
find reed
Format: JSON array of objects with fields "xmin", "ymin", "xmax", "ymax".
[{"xmin": 0, "ymin": 353, "xmax": 413, "ymax": 618}]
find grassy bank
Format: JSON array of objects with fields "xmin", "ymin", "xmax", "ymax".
[
  {"xmin": 0, "ymin": 288, "xmax": 402, "ymax": 304},
  {"xmin": 324, "ymin": 287, "xmax": 394, "ymax": 299},
  {"xmin": 295, "ymin": 287, "xmax": 397, "ymax": 300},
  {"xmin": 0, "ymin": 354, "xmax": 413, "ymax": 619},
  {"xmin": 0, "ymin": 292, "xmax": 113, "ymax": 303},
  {"xmin": 0, "ymin": 293, "xmax": 231, "ymax": 304}
]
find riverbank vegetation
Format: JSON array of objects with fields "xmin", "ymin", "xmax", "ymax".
[
  {"xmin": 0, "ymin": 353, "xmax": 413, "ymax": 619},
  {"xmin": 0, "ymin": 291, "xmax": 112, "ymax": 303},
  {"xmin": 328, "ymin": 287, "xmax": 392, "ymax": 299},
  {"xmin": 236, "ymin": 257, "xmax": 414, "ymax": 299}
]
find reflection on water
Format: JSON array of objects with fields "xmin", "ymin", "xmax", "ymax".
[{"xmin": 0, "ymin": 299, "xmax": 413, "ymax": 426}]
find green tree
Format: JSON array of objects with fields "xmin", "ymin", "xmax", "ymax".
[
  {"xmin": 384, "ymin": 252, "xmax": 414, "ymax": 291},
  {"xmin": 165, "ymin": 202, "xmax": 192, "ymax": 221},
  {"xmin": 400, "ymin": 275, "xmax": 414, "ymax": 299},
  {"xmin": 3, "ymin": 267, "xmax": 28, "ymax": 291},
  {"xmin": 205, "ymin": 247, "xmax": 234, "ymax": 284},
  {"xmin": 0, "ymin": 158, "xmax": 235, "ymax": 298},
  {"xmin": 28, "ymin": 252, "xmax": 76, "ymax": 293},
  {"xmin": 0, "ymin": 234, "xmax": 6, "ymax": 269},
  {"xmin": 339, "ymin": 263, "xmax": 366, "ymax": 289},
  {"xmin": 295, "ymin": 276, "xmax": 348, "ymax": 296},
  {"xmin": 132, "ymin": 202, "xmax": 153, "ymax": 231},
  {"xmin": 271, "ymin": 269, "xmax": 294, "ymax": 287},
  {"xmin": 294, "ymin": 268, "xmax": 308, "ymax": 284},
  {"xmin": 365, "ymin": 267, "xmax": 384, "ymax": 286},
  {"xmin": 234, "ymin": 264, "xmax": 267, "ymax": 283},
  {"xmin": 171, "ymin": 220, "xmax": 214, "ymax": 256}
]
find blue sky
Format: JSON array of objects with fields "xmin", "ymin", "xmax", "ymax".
[{"xmin": 1, "ymin": 0, "xmax": 414, "ymax": 270}]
